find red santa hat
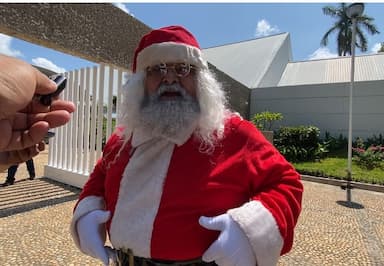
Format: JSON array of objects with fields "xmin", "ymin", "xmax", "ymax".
[{"xmin": 132, "ymin": 25, "xmax": 208, "ymax": 72}]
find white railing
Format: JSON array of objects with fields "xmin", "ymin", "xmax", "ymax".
[{"xmin": 44, "ymin": 64, "xmax": 129, "ymax": 188}]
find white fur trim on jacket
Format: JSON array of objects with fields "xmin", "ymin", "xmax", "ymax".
[
  {"xmin": 135, "ymin": 42, "xmax": 208, "ymax": 71},
  {"xmin": 70, "ymin": 196, "xmax": 105, "ymax": 250},
  {"xmin": 227, "ymin": 201, "xmax": 283, "ymax": 266},
  {"xmin": 109, "ymin": 137, "xmax": 175, "ymax": 258}
]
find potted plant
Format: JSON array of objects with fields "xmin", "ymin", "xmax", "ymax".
[{"xmin": 251, "ymin": 111, "xmax": 283, "ymax": 143}]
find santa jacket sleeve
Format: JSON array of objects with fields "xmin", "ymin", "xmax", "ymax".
[
  {"xmin": 69, "ymin": 132, "xmax": 121, "ymax": 250},
  {"xmin": 226, "ymin": 118, "xmax": 303, "ymax": 266}
]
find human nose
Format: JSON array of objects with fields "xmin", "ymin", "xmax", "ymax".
[{"xmin": 162, "ymin": 67, "xmax": 179, "ymax": 84}]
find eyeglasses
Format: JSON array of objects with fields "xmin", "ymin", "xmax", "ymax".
[{"xmin": 146, "ymin": 63, "xmax": 196, "ymax": 79}]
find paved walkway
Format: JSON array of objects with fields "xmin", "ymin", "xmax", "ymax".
[{"xmin": 0, "ymin": 175, "xmax": 383, "ymax": 265}]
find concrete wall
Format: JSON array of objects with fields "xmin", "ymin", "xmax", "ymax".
[
  {"xmin": 250, "ymin": 80, "xmax": 384, "ymax": 139},
  {"xmin": 0, "ymin": 3, "xmax": 151, "ymax": 69},
  {"xmin": 209, "ymin": 63, "xmax": 250, "ymax": 119}
]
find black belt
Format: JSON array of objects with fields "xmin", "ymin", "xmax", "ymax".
[{"xmin": 115, "ymin": 249, "xmax": 217, "ymax": 266}]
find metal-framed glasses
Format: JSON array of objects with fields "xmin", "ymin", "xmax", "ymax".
[{"xmin": 146, "ymin": 63, "xmax": 196, "ymax": 79}]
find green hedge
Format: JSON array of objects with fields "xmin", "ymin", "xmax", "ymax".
[{"xmin": 274, "ymin": 126, "xmax": 327, "ymax": 162}]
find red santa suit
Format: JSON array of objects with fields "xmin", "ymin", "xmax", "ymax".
[{"xmin": 70, "ymin": 114, "xmax": 303, "ymax": 266}]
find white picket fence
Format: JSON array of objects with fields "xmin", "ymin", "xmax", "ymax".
[{"xmin": 44, "ymin": 64, "xmax": 129, "ymax": 188}]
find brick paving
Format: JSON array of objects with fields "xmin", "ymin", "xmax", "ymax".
[{"xmin": 0, "ymin": 150, "xmax": 383, "ymax": 265}]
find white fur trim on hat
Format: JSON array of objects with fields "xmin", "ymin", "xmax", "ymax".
[
  {"xmin": 227, "ymin": 200, "xmax": 284, "ymax": 266},
  {"xmin": 135, "ymin": 41, "xmax": 207, "ymax": 72}
]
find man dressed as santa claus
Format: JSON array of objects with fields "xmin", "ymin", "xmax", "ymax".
[{"xmin": 70, "ymin": 25, "xmax": 303, "ymax": 266}]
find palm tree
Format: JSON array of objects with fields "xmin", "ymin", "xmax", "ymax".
[{"xmin": 321, "ymin": 3, "xmax": 380, "ymax": 56}]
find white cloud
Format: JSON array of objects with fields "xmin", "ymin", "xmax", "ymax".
[
  {"xmin": 0, "ymin": 33, "xmax": 23, "ymax": 57},
  {"xmin": 113, "ymin": 3, "xmax": 134, "ymax": 17},
  {"xmin": 307, "ymin": 47, "xmax": 338, "ymax": 60},
  {"xmin": 32, "ymin": 57, "xmax": 66, "ymax": 73},
  {"xmin": 371, "ymin": 42, "xmax": 382, "ymax": 53},
  {"xmin": 254, "ymin": 19, "xmax": 279, "ymax": 37}
]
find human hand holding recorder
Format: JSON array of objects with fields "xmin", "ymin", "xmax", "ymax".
[{"xmin": 0, "ymin": 54, "xmax": 75, "ymax": 171}]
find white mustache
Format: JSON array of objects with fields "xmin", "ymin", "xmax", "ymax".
[{"xmin": 156, "ymin": 84, "xmax": 189, "ymax": 98}]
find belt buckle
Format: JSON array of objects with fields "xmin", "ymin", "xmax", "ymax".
[
  {"xmin": 129, "ymin": 254, "xmax": 134, "ymax": 266},
  {"xmin": 127, "ymin": 249, "xmax": 134, "ymax": 266},
  {"xmin": 116, "ymin": 248, "xmax": 134, "ymax": 266}
]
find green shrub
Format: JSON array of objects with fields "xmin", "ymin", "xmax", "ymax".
[
  {"xmin": 274, "ymin": 126, "xmax": 328, "ymax": 162},
  {"xmin": 323, "ymin": 131, "xmax": 348, "ymax": 153},
  {"xmin": 352, "ymin": 145, "xmax": 384, "ymax": 170},
  {"xmin": 102, "ymin": 117, "xmax": 116, "ymax": 148},
  {"xmin": 365, "ymin": 133, "xmax": 384, "ymax": 147},
  {"xmin": 251, "ymin": 111, "xmax": 283, "ymax": 131}
]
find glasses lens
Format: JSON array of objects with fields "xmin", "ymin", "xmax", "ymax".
[
  {"xmin": 174, "ymin": 63, "xmax": 190, "ymax": 77},
  {"xmin": 147, "ymin": 65, "xmax": 164, "ymax": 78},
  {"xmin": 146, "ymin": 63, "xmax": 194, "ymax": 78}
]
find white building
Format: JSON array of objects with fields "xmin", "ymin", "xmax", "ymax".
[{"xmin": 204, "ymin": 32, "xmax": 384, "ymax": 139}]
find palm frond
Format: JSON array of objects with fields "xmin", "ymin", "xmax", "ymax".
[
  {"xmin": 322, "ymin": 6, "xmax": 339, "ymax": 17},
  {"xmin": 356, "ymin": 28, "xmax": 368, "ymax": 52},
  {"xmin": 321, "ymin": 26, "xmax": 338, "ymax": 47}
]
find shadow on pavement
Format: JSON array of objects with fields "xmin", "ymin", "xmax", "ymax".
[
  {"xmin": 336, "ymin": 200, "xmax": 365, "ymax": 209},
  {"xmin": 0, "ymin": 177, "xmax": 81, "ymax": 218}
]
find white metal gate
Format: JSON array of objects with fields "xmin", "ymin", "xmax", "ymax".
[{"xmin": 44, "ymin": 64, "xmax": 129, "ymax": 188}]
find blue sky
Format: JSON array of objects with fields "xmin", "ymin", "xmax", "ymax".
[{"xmin": 1, "ymin": 2, "xmax": 384, "ymax": 73}]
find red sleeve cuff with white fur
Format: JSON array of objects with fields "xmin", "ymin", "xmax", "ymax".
[
  {"xmin": 69, "ymin": 196, "xmax": 105, "ymax": 250},
  {"xmin": 228, "ymin": 200, "xmax": 283, "ymax": 266}
]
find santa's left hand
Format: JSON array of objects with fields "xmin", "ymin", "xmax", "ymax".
[{"xmin": 199, "ymin": 214, "xmax": 256, "ymax": 266}]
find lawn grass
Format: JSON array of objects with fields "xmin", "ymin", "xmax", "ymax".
[{"xmin": 293, "ymin": 157, "xmax": 384, "ymax": 185}]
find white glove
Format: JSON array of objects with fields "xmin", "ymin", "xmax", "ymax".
[
  {"xmin": 77, "ymin": 210, "xmax": 111, "ymax": 266},
  {"xmin": 199, "ymin": 214, "xmax": 256, "ymax": 266}
]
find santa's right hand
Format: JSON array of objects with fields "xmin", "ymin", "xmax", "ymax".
[{"xmin": 77, "ymin": 210, "xmax": 111, "ymax": 265}]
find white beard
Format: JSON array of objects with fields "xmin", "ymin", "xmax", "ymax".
[
  {"xmin": 137, "ymin": 83, "xmax": 200, "ymax": 143},
  {"xmin": 119, "ymin": 69, "xmax": 228, "ymax": 152}
]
